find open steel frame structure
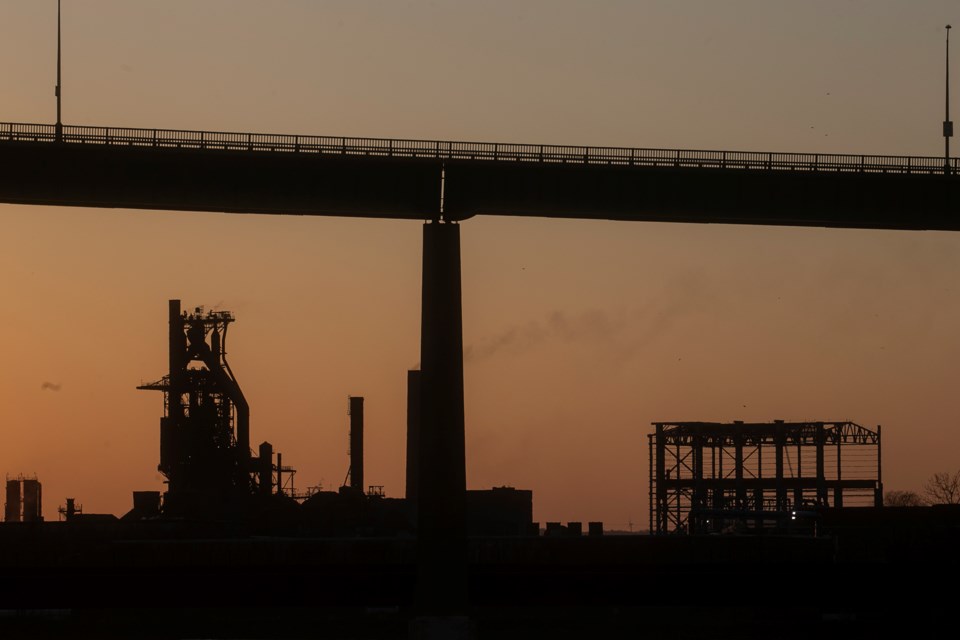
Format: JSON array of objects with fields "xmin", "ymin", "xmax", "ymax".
[{"xmin": 648, "ymin": 421, "xmax": 882, "ymax": 535}]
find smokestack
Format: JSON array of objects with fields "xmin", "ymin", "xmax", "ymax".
[
  {"xmin": 349, "ymin": 396, "xmax": 364, "ymax": 494},
  {"xmin": 406, "ymin": 370, "xmax": 421, "ymax": 503}
]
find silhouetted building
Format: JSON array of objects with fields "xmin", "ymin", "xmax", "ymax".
[
  {"xmin": 466, "ymin": 488, "xmax": 533, "ymax": 537},
  {"xmin": 649, "ymin": 421, "xmax": 882, "ymax": 534}
]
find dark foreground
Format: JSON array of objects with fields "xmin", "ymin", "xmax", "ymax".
[{"xmin": 0, "ymin": 506, "xmax": 956, "ymax": 639}]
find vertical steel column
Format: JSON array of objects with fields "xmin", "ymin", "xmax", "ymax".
[
  {"xmin": 834, "ymin": 435, "xmax": 843, "ymax": 507},
  {"xmin": 711, "ymin": 440, "xmax": 721, "ymax": 525},
  {"xmin": 876, "ymin": 425, "xmax": 883, "ymax": 507},
  {"xmin": 417, "ymin": 221, "xmax": 467, "ymax": 615},
  {"xmin": 692, "ymin": 431, "xmax": 703, "ymax": 533},
  {"xmin": 755, "ymin": 441, "xmax": 764, "ymax": 529},
  {"xmin": 675, "ymin": 443, "xmax": 681, "ymax": 527},
  {"xmin": 648, "ymin": 434, "xmax": 654, "ymax": 534},
  {"xmin": 816, "ymin": 424, "xmax": 826, "ymax": 506},
  {"xmin": 775, "ymin": 427, "xmax": 785, "ymax": 511},
  {"xmin": 734, "ymin": 427, "xmax": 745, "ymax": 511},
  {"xmin": 794, "ymin": 442, "xmax": 803, "ymax": 509},
  {"xmin": 655, "ymin": 424, "xmax": 666, "ymax": 533}
]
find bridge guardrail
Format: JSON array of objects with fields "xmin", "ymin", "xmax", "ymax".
[{"xmin": 1, "ymin": 121, "xmax": 956, "ymax": 175}]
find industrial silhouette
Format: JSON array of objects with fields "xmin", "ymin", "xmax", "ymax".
[
  {"xmin": 649, "ymin": 421, "xmax": 882, "ymax": 535},
  {"xmin": 137, "ymin": 302, "xmax": 256, "ymax": 518},
  {"xmin": 2, "ymin": 120, "xmax": 960, "ymax": 634},
  {"xmin": 1, "ymin": 18, "xmax": 958, "ymax": 632},
  {"xmin": 128, "ymin": 300, "xmax": 534, "ymax": 538},
  {"xmin": 0, "ymin": 308, "xmax": 955, "ymax": 638}
]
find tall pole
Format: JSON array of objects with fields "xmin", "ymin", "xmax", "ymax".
[
  {"xmin": 55, "ymin": 0, "xmax": 62, "ymax": 142},
  {"xmin": 945, "ymin": 25, "xmax": 953, "ymax": 174}
]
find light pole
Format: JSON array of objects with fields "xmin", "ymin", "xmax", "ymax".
[
  {"xmin": 55, "ymin": 0, "xmax": 62, "ymax": 142},
  {"xmin": 945, "ymin": 24, "xmax": 952, "ymax": 173}
]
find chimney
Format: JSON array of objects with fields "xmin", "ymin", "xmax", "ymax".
[
  {"xmin": 349, "ymin": 396, "xmax": 364, "ymax": 494},
  {"xmin": 406, "ymin": 370, "xmax": 421, "ymax": 502}
]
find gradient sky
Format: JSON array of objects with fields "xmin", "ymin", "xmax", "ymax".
[{"xmin": 1, "ymin": 1, "xmax": 959, "ymax": 527}]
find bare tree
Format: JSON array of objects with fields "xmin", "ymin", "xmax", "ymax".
[
  {"xmin": 922, "ymin": 470, "xmax": 960, "ymax": 505},
  {"xmin": 884, "ymin": 490, "xmax": 926, "ymax": 507}
]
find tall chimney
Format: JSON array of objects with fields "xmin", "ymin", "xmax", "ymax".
[
  {"xmin": 349, "ymin": 396, "xmax": 364, "ymax": 494},
  {"xmin": 406, "ymin": 370, "xmax": 421, "ymax": 503}
]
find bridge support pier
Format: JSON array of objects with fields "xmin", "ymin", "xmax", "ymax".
[{"xmin": 415, "ymin": 221, "xmax": 468, "ymax": 624}]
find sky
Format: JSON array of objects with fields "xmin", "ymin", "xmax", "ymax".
[{"xmin": 1, "ymin": 0, "xmax": 959, "ymax": 527}]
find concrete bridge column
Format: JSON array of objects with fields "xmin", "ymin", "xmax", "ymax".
[{"xmin": 415, "ymin": 221, "xmax": 468, "ymax": 626}]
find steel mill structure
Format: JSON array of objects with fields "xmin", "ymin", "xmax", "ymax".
[
  {"xmin": 136, "ymin": 301, "xmax": 282, "ymax": 518},
  {"xmin": 649, "ymin": 421, "xmax": 882, "ymax": 535},
  {"xmin": 121, "ymin": 299, "xmax": 535, "ymax": 538}
]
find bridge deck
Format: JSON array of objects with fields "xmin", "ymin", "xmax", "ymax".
[{"xmin": 1, "ymin": 122, "xmax": 958, "ymax": 229}]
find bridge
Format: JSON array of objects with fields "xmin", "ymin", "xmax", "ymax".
[
  {"xmin": 1, "ymin": 121, "xmax": 958, "ymax": 229},
  {"xmin": 2, "ymin": 118, "xmax": 958, "ymax": 619}
]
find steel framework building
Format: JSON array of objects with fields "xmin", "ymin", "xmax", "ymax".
[{"xmin": 648, "ymin": 421, "xmax": 882, "ymax": 534}]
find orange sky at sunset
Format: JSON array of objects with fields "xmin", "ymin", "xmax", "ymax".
[{"xmin": 2, "ymin": 1, "xmax": 959, "ymax": 528}]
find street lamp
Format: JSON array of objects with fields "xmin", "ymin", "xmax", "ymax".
[
  {"xmin": 55, "ymin": 0, "xmax": 62, "ymax": 142},
  {"xmin": 945, "ymin": 25, "xmax": 953, "ymax": 173}
]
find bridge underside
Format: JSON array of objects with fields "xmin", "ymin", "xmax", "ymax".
[
  {"xmin": 0, "ymin": 141, "xmax": 442, "ymax": 219},
  {"xmin": 443, "ymin": 161, "xmax": 960, "ymax": 230},
  {"xmin": 1, "ymin": 140, "xmax": 958, "ymax": 229}
]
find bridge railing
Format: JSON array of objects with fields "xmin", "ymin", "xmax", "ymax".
[{"xmin": 1, "ymin": 121, "xmax": 956, "ymax": 175}]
